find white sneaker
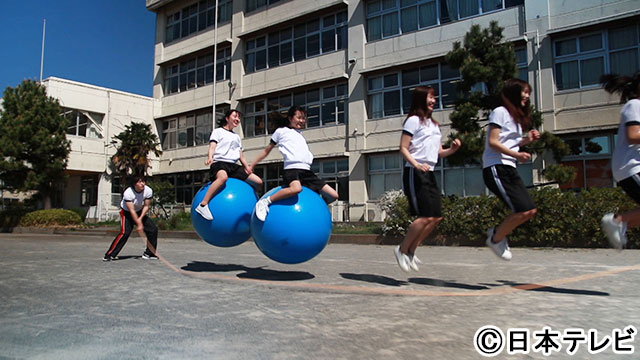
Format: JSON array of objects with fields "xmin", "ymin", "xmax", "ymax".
[
  {"xmin": 486, "ymin": 227, "xmax": 512, "ymax": 261},
  {"xmin": 393, "ymin": 246, "xmax": 410, "ymax": 272},
  {"xmin": 195, "ymin": 204, "xmax": 213, "ymax": 221},
  {"xmin": 255, "ymin": 198, "xmax": 270, "ymax": 221},
  {"xmin": 408, "ymin": 254, "xmax": 420, "ymax": 271},
  {"xmin": 601, "ymin": 213, "xmax": 627, "ymax": 250}
]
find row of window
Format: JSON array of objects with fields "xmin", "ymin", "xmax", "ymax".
[
  {"xmin": 366, "ymin": 0, "xmax": 523, "ymax": 41},
  {"xmin": 164, "ymin": 47, "xmax": 231, "ymax": 95},
  {"xmin": 245, "ymin": 11, "xmax": 347, "ymax": 73},
  {"xmin": 243, "ymin": 83, "xmax": 348, "ymax": 137},
  {"xmin": 554, "ymin": 24, "xmax": 640, "ymax": 90},
  {"xmin": 150, "ymin": 158, "xmax": 349, "ymax": 204},
  {"xmin": 161, "ymin": 106, "xmax": 230, "ymax": 150},
  {"xmin": 166, "ymin": 0, "xmax": 233, "ymax": 43}
]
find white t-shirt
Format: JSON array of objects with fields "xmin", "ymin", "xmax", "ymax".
[
  {"xmin": 120, "ymin": 185, "xmax": 153, "ymax": 212},
  {"xmin": 209, "ymin": 127, "xmax": 242, "ymax": 163},
  {"xmin": 612, "ymin": 99, "xmax": 640, "ymax": 181},
  {"xmin": 270, "ymin": 127, "xmax": 313, "ymax": 170},
  {"xmin": 482, "ymin": 106, "xmax": 523, "ymax": 168},
  {"xmin": 402, "ymin": 115, "xmax": 441, "ymax": 170}
]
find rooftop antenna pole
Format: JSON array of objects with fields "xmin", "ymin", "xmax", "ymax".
[{"xmin": 40, "ymin": 19, "xmax": 46, "ymax": 82}]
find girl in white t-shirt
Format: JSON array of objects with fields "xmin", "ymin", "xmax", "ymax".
[
  {"xmin": 195, "ymin": 110, "xmax": 263, "ymax": 221},
  {"xmin": 394, "ymin": 86, "xmax": 461, "ymax": 272},
  {"xmin": 249, "ymin": 106, "xmax": 338, "ymax": 221},
  {"xmin": 482, "ymin": 78, "xmax": 540, "ymax": 261},
  {"xmin": 600, "ymin": 73, "xmax": 640, "ymax": 249}
]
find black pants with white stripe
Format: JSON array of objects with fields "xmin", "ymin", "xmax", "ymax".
[
  {"xmin": 104, "ymin": 209, "xmax": 158, "ymax": 258},
  {"xmin": 618, "ymin": 173, "xmax": 640, "ymax": 204},
  {"xmin": 402, "ymin": 166, "xmax": 442, "ymax": 217},
  {"xmin": 483, "ymin": 164, "xmax": 535, "ymax": 213}
]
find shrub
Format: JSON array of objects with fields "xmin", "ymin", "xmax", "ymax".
[
  {"xmin": 0, "ymin": 203, "xmax": 32, "ymax": 231},
  {"xmin": 70, "ymin": 207, "xmax": 87, "ymax": 221},
  {"xmin": 20, "ymin": 209, "xmax": 83, "ymax": 227},
  {"xmin": 378, "ymin": 190, "xmax": 413, "ymax": 237},
  {"xmin": 380, "ymin": 187, "xmax": 640, "ymax": 248},
  {"xmin": 156, "ymin": 210, "xmax": 192, "ymax": 231}
]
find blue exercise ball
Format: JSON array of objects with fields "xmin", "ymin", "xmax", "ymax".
[
  {"xmin": 250, "ymin": 186, "xmax": 332, "ymax": 264},
  {"xmin": 191, "ymin": 178, "xmax": 257, "ymax": 247}
]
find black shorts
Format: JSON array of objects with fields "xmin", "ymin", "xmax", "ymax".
[
  {"xmin": 483, "ymin": 164, "xmax": 535, "ymax": 213},
  {"xmin": 402, "ymin": 167, "xmax": 442, "ymax": 217},
  {"xmin": 210, "ymin": 161, "xmax": 248, "ymax": 181},
  {"xmin": 283, "ymin": 169, "xmax": 326, "ymax": 193},
  {"xmin": 618, "ymin": 174, "xmax": 640, "ymax": 204}
]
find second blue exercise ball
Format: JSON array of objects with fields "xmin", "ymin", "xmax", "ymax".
[
  {"xmin": 191, "ymin": 178, "xmax": 257, "ymax": 247},
  {"xmin": 250, "ymin": 186, "xmax": 332, "ymax": 264}
]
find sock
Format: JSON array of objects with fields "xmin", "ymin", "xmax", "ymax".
[
  {"xmin": 265, "ymin": 196, "xmax": 272, "ymax": 205},
  {"xmin": 200, "ymin": 204, "xmax": 206, "ymax": 207}
]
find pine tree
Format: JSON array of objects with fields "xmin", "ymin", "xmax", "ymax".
[
  {"xmin": 445, "ymin": 21, "xmax": 575, "ymax": 184},
  {"xmin": 0, "ymin": 80, "xmax": 71, "ymax": 209}
]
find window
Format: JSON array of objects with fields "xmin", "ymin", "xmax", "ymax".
[
  {"xmin": 81, "ymin": 175, "xmax": 98, "ymax": 207},
  {"xmin": 246, "ymin": 0, "xmax": 284, "ymax": 13},
  {"xmin": 253, "ymin": 163, "xmax": 284, "ymax": 194},
  {"xmin": 156, "ymin": 170, "xmax": 209, "ymax": 205},
  {"xmin": 245, "ymin": 11, "xmax": 347, "ymax": 73},
  {"xmin": 515, "ymin": 46, "xmax": 528, "ymax": 81},
  {"xmin": 164, "ymin": 47, "xmax": 231, "ymax": 95},
  {"xmin": 63, "ymin": 108, "xmax": 104, "ymax": 138},
  {"xmin": 367, "ymin": 62, "xmax": 460, "ymax": 119},
  {"xmin": 366, "ymin": 0, "xmax": 523, "ymax": 41},
  {"xmin": 165, "ymin": 0, "xmax": 233, "ymax": 43},
  {"xmin": 311, "ymin": 158, "xmax": 349, "ymax": 201},
  {"xmin": 368, "ymin": 153, "xmax": 403, "ymax": 199},
  {"xmin": 243, "ymin": 83, "xmax": 348, "ymax": 137},
  {"xmin": 560, "ymin": 134, "xmax": 614, "ymax": 189},
  {"xmin": 553, "ymin": 25, "xmax": 640, "ymax": 91},
  {"xmin": 161, "ymin": 106, "xmax": 228, "ymax": 150}
]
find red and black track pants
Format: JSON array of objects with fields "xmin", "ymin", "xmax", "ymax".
[{"xmin": 104, "ymin": 209, "xmax": 158, "ymax": 257}]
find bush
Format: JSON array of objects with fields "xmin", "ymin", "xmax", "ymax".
[
  {"xmin": 379, "ymin": 187, "xmax": 640, "ymax": 248},
  {"xmin": 20, "ymin": 209, "xmax": 83, "ymax": 227},
  {"xmin": 378, "ymin": 190, "xmax": 413, "ymax": 237},
  {"xmin": 70, "ymin": 207, "xmax": 87, "ymax": 221},
  {"xmin": 156, "ymin": 211, "xmax": 192, "ymax": 231},
  {"xmin": 0, "ymin": 203, "xmax": 32, "ymax": 231}
]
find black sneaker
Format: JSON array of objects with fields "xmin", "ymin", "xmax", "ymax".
[{"xmin": 141, "ymin": 253, "xmax": 158, "ymax": 260}]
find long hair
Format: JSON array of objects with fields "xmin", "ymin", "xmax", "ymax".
[
  {"xmin": 217, "ymin": 109, "xmax": 241, "ymax": 128},
  {"xmin": 268, "ymin": 105, "xmax": 307, "ymax": 129},
  {"xmin": 600, "ymin": 73, "xmax": 640, "ymax": 104},
  {"xmin": 404, "ymin": 86, "xmax": 438, "ymax": 126},
  {"xmin": 500, "ymin": 78, "xmax": 531, "ymax": 130}
]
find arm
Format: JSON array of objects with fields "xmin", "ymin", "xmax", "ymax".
[
  {"xmin": 249, "ymin": 143, "xmax": 275, "ymax": 172},
  {"xmin": 438, "ymin": 139, "xmax": 461, "ymax": 158},
  {"xmin": 399, "ymin": 133, "xmax": 429, "ymax": 172},
  {"xmin": 519, "ymin": 129, "xmax": 541, "ymax": 146},
  {"xmin": 126, "ymin": 201, "xmax": 144, "ymax": 233},
  {"xmin": 487, "ymin": 125, "xmax": 531, "ymax": 162},
  {"xmin": 239, "ymin": 151, "xmax": 252, "ymax": 174},
  {"xmin": 627, "ymin": 124, "xmax": 640, "ymax": 144},
  {"xmin": 204, "ymin": 141, "xmax": 217, "ymax": 166}
]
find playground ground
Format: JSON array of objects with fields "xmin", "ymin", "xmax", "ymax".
[{"xmin": 0, "ymin": 232, "xmax": 638, "ymax": 359}]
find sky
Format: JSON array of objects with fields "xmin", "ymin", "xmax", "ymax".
[{"xmin": 0, "ymin": 1, "xmax": 156, "ymax": 97}]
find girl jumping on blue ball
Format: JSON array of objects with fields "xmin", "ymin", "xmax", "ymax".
[
  {"xmin": 394, "ymin": 86, "xmax": 461, "ymax": 272},
  {"xmin": 249, "ymin": 105, "xmax": 338, "ymax": 221},
  {"xmin": 195, "ymin": 109, "xmax": 263, "ymax": 221}
]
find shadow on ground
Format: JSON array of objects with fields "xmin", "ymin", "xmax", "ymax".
[{"xmin": 182, "ymin": 261, "xmax": 315, "ymax": 281}]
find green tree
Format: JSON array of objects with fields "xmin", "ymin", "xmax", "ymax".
[
  {"xmin": 444, "ymin": 21, "xmax": 575, "ymax": 185},
  {"xmin": 147, "ymin": 180, "xmax": 174, "ymax": 219},
  {"xmin": 0, "ymin": 80, "xmax": 71, "ymax": 209},
  {"xmin": 110, "ymin": 122, "xmax": 162, "ymax": 182}
]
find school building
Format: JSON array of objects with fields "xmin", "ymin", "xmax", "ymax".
[{"xmin": 6, "ymin": 1, "xmax": 637, "ymax": 221}]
